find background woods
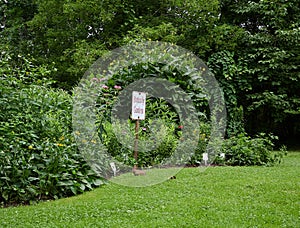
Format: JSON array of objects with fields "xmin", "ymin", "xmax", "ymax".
[{"xmin": 1, "ymin": 0, "xmax": 299, "ymax": 141}]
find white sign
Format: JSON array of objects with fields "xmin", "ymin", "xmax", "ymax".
[
  {"xmin": 203, "ymin": 153, "xmax": 208, "ymax": 166},
  {"xmin": 110, "ymin": 162, "xmax": 117, "ymax": 176},
  {"xmin": 202, "ymin": 153, "xmax": 208, "ymax": 161},
  {"xmin": 132, "ymin": 91, "xmax": 146, "ymax": 120}
]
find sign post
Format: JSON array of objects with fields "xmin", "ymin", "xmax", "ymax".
[{"xmin": 131, "ymin": 91, "xmax": 146, "ymax": 173}]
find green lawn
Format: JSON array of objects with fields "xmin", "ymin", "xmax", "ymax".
[{"xmin": 1, "ymin": 152, "xmax": 299, "ymax": 227}]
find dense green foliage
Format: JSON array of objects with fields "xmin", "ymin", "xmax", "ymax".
[
  {"xmin": 0, "ymin": 0, "xmax": 298, "ymax": 205},
  {"xmin": 0, "ymin": 50, "xmax": 103, "ymax": 206},
  {"xmin": 94, "ymin": 60, "xmax": 283, "ymax": 167},
  {"xmin": 218, "ymin": 0, "xmax": 300, "ymax": 141},
  {"xmin": 97, "ymin": 86, "xmax": 284, "ymax": 168},
  {"xmin": 218, "ymin": 133, "xmax": 286, "ymax": 166},
  {"xmin": 99, "ymin": 95, "xmax": 180, "ymax": 167},
  {"xmin": 1, "ymin": 0, "xmax": 298, "ymax": 140}
]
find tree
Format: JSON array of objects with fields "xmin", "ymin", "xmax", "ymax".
[
  {"xmin": 218, "ymin": 0, "xmax": 300, "ymax": 142},
  {"xmin": 2, "ymin": 0, "xmax": 221, "ymax": 88},
  {"xmin": 1, "ymin": 0, "xmax": 299, "ymax": 144}
]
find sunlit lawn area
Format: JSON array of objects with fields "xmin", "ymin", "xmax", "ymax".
[{"xmin": 1, "ymin": 152, "xmax": 299, "ymax": 227}]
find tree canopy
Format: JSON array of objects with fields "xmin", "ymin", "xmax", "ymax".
[{"xmin": 1, "ymin": 0, "xmax": 299, "ymax": 145}]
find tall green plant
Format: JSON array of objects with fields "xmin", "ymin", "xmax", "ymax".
[{"xmin": 0, "ymin": 51, "xmax": 103, "ymax": 206}]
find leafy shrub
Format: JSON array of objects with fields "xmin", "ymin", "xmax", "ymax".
[
  {"xmin": 92, "ymin": 59, "xmax": 212, "ymax": 168},
  {"xmin": 0, "ymin": 52, "xmax": 103, "ymax": 206},
  {"xmin": 92, "ymin": 60, "xmax": 285, "ymax": 169},
  {"xmin": 100, "ymin": 120, "xmax": 179, "ymax": 168},
  {"xmin": 0, "ymin": 84, "xmax": 103, "ymax": 206},
  {"xmin": 219, "ymin": 133, "xmax": 287, "ymax": 166},
  {"xmin": 97, "ymin": 87, "xmax": 180, "ymax": 168}
]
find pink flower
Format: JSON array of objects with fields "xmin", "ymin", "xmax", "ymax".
[
  {"xmin": 91, "ymin": 78, "xmax": 99, "ymax": 82},
  {"xmin": 178, "ymin": 125, "xmax": 183, "ymax": 129},
  {"xmin": 114, "ymin": 85, "xmax": 122, "ymax": 90},
  {"xmin": 102, "ymin": 85, "xmax": 109, "ymax": 89},
  {"xmin": 142, "ymin": 127, "xmax": 147, "ymax": 131}
]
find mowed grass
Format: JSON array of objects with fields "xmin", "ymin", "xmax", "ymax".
[{"xmin": 1, "ymin": 153, "xmax": 299, "ymax": 227}]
